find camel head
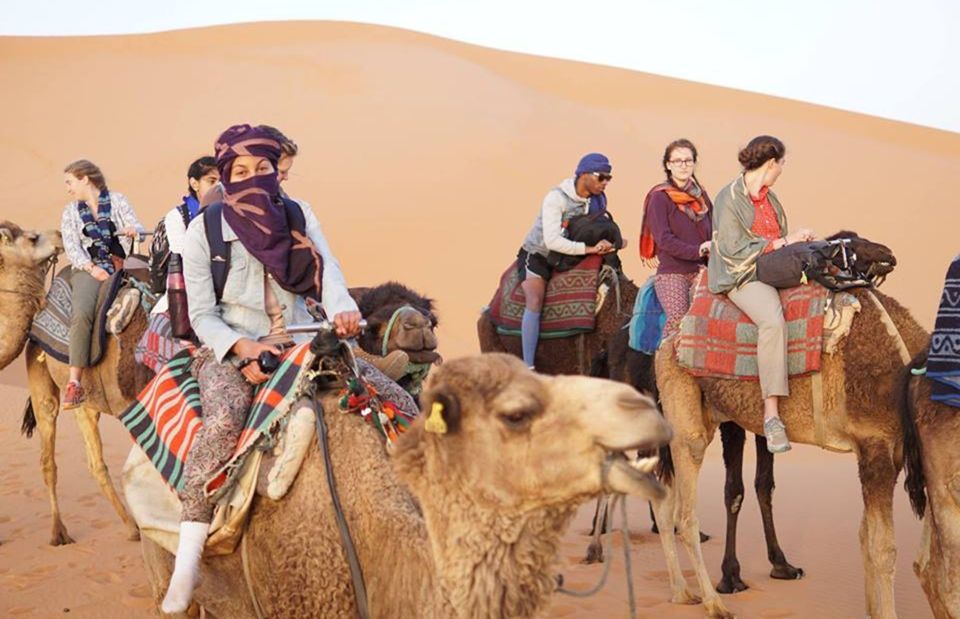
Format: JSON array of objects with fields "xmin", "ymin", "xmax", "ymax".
[
  {"xmin": 0, "ymin": 221, "xmax": 62, "ymax": 272},
  {"xmin": 394, "ymin": 353, "xmax": 672, "ymax": 510},
  {"xmin": 353, "ymin": 282, "xmax": 441, "ymax": 365},
  {"xmin": 826, "ymin": 230, "xmax": 897, "ymax": 286}
]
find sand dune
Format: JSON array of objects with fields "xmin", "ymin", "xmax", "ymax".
[{"xmin": 1, "ymin": 20, "xmax": 955, "ymax": 618}]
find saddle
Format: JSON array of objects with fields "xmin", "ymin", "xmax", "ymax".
[
  {"xmin": 121, "ymin": 341, "xmax": 418, "ymax": 556},
  {"xmin": 488, "ymin": 254, "xmax": 608, "ymax": 339},
  {"xmin": 674, "ymin": 271, "xmax": 863, "ymax": 380},
  {"xmin": 28, "ymin": 256, "xmax": 152, "ymax": 365}
]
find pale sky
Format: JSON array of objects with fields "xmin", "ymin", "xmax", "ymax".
[{"xmin": 3, "ymin": 0, "xmax": 958, "ymax": 133}]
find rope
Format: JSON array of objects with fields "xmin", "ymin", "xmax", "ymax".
[
  {"xmin": 864, "ymin": 290, "xmax": 912, "ymax": 364},
  {"xmin": 381, "ymin": 305, "xmax": 416, "ymax": 356},
  {"xmin": 557, "ymin": 457, "xmax": 638, "ymax": 619},
  {"xmin": 315, "ymin": 386, "xmax": 371, "ymax": 619},
  {"xmin": 240, "ymin": 531, "xmax": 266, "ymax": 619},
  {"xmin": 598, "ymin": 264, "xmax": 623, "ymax": 316}
]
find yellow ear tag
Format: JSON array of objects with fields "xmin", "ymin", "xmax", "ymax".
[{"xmin": 425, "ymin": 402, "xmax": 448, "ymax": 434}]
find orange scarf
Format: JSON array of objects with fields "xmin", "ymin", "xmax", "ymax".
[{"xmin": 638, "ymin": 180, "xmax": 710, "ymax": 264}]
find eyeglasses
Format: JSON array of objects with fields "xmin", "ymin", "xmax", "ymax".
[
  {"xmin": 668, "ymin": 159, "xmax": 695, "ymax": 167},
  {"xmin": 592, "ymin": 172, "xmax": 613, "ymax": 182}
]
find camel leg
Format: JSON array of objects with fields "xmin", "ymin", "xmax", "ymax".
[
  {"xmin": 27, "ymin": 356, "xmax": 74, "ymax": 546},
  {"xmin": 584, "ymin": 494, "xmax": 609, "ymax": 563},
  {"xmin": 716, "ymin": 422, "xmax": 748, "ymax": 594},
  {"xmin": 673, "ymin": 429, "xmax": 735, "ymax": 619},
  {"xmin": 653, "ymin": 483, "xmax": 700, "ymax": 605},
  {"xmin": 755, "ymin": 432, "xmax": 803, "ymax": 580},
  {"xmin": 857, "ymin": 438, "xmax": 899, "ymax": 619},
  {"xmin": 74, "ymin": 406, "xmax": 140, "ymax": 541}
]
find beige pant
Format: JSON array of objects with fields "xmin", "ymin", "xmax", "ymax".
[{"xmin": 727, "ymin": 280, "xmax": 789, "ymax": 398}]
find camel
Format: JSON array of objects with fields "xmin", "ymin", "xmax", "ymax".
[
  {"xmin": 0, "ymin": 220, "xmax": 441, "ymax": 546},
  {"xmin": 653, "ymin": 255, "xmax": 929, "ymax": 619},
  {"xmin": 139, "ymin": 352, "xmax": 673, "ymax": 618},
  {"xmin": 477, "ymin": 266, "xmax": 637, "ymax": 376},
  {"xmin": 606, "ymin": 329, "xmax": 802, "ymax": 591},
  {"xmin": 900, "ymin": 351, "xmax": 960, "ymax": 618},
  {"xmin": 477, "ymin": 260, "xmax": 799, "ymax": 589}
]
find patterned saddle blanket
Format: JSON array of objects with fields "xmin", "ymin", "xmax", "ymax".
[
  {"xmin": 488, "ymin": 255, "xmax": 603, "ymax": 339},
  {"xmin": 676, "ymin": 271, "xmax": 829, "ymax": 379},
  {"xmin": 28, "ymin": 259, "xmax": 150, "ymax": 365}
]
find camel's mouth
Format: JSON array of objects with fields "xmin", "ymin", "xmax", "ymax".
[
  {"xmin": 406, "ymin": 349, "xmax": 442, "ymax": 364},
  {"xmin": 603, "ymin": 450, "xmax": 665, "ymax": 500}
]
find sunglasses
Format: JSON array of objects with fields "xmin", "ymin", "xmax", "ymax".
[{"xmin": 591, "ymin": 172, "xmax": 613, "ymax": 182}]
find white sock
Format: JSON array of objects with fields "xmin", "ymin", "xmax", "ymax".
[{"xmin": 161, "ymin": 521, "xmax": 209, "ymax": 613}]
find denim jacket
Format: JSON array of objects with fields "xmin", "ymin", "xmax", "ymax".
[{"xmin": 182, "ymin": 199, "xmax": 359, "ymax": 361}]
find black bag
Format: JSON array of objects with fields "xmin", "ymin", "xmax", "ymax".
[
  {"xmin": 546, "ymin": 211, "xmax": 624, "ymax": 272},
  {"xmin": 148, "ymin": 203, "xmax": 191, "ymax": 294},
  {"xmin": 755, "ymin": 241, "xmax": 833, "ymax": 289}
]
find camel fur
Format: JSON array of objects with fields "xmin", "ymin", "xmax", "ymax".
[
  {"xmin": 0, "ymin": 221, "xmax": 441, "ymax": 547},
  {"xmin": 140, "ymin": 353, "xmax": 672, "ymax": 618},
  {"xmin": 654, "ymin": 284, "xmax": 929, "ymax": 619},
  {"xmin": 900, "ymin": 351, "xmax": 960, "ymax": 618}
]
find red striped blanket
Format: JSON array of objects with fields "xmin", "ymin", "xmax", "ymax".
[
  {"xmin": 676, "ymin": 272, "xmax": 828, "ymax": 379},
  {"xmin": 120, "ymin": 344, "xmax": 314, "ymax": 497},
  {"xmin": 488, "ymin": 255, "xmax": 602, "ymax": 337}
]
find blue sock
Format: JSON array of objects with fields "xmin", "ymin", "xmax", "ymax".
[{"xmin": 521, "ymin": 309, "xmax": 541, "ymax": 368}]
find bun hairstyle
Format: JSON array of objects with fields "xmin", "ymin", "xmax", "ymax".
[
  {"xmin": 662, "ymin": 138, "xmax": 698, "ymax": 179},
  {"xmin": 737, "ymin": 135, "xmax": 785, "ymax": 171},
  {"xmin": 64, "ymin": 159, "xmax": 107, "ymax": 191}
]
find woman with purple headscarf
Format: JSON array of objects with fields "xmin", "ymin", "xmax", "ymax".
[{"xmin": 161, "ymin": 124, "xmax": 365, "ymax": 612}]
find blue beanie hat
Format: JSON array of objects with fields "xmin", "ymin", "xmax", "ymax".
[{"xmin": 575, "ymin": 153, "xmax": 612, "ymax": 177}]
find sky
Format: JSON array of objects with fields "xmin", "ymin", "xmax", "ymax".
[{"xmin": 3, "ymin": 0, "xmax": 958, "ymax": 133}]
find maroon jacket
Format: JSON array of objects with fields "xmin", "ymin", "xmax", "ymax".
[{"xmin": 646, "ymin": 190, "xmax": 713, "ymax": 275}]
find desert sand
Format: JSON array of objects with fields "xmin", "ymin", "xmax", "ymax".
[{"xmin": 1, "ymin": 20, "xmax": 957, "ymax": 618}]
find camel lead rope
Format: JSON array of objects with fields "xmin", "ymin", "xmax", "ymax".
[
  {"xmin": 864, "ymin": 291, "xmax": 912, "ymax": 365},
  {"xmin": 558, "ymin": 488, "xmax": 637, "ymax": 619},
  {"xmin": 241, "ymin": 531, "xmax": 266, "ymax": 619},
  {"xmin": 315, "ymin": 394, "xmax": 372, "ymax": 619}
]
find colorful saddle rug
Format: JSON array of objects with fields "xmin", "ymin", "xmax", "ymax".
[
  {"xmin": 676, "ymin": 272, "xmax": 828, "ymax": 379},
  {"xmin": 119, "ymin": 343, "xmax": 315, "ymax": 497},
  {"xmin": 134, "ymin": 311, "xmax": 193, "ymax": 374},
  {"xmin": 489, "ymin": 254, "xmax": 602, "ymax": 338},
  {"xmin": 927, "ymin": 255, "xmax": 960, "ymax": 407},
  {"xmin": 28, "ymin": 266, "xmax": 126, "ymax": 365}
]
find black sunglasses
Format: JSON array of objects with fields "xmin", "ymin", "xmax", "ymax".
[{"xmin": 592, "ymin": 172, "xmax": 613, "ymax": 182}]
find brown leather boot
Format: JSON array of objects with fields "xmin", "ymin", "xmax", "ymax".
[{"xmin": 352, "ymin": 347, "xmax": 410, "ymax": 381}]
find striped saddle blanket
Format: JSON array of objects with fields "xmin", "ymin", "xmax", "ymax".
[
  {"xmin": 676, "ymin": 272, "xmax": 828, "ymax": 380},
  {"xmin": 119, "ymin": 344, "xmax": 315, "ymax": 498}
]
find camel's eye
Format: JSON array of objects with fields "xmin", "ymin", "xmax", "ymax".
[{"xmin": 499, "ymin": 408, "xmax": 534, "ymax": 431}]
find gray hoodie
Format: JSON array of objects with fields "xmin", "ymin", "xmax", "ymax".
[{"xmin": 521, "ymin": 177, "xmax": 593, "ymax": 257}]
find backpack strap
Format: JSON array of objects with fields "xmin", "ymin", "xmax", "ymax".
[
  {"xmin": 177, "ymin": 202, "xmax": 191, "ymax": 228},
  {"xmin": 203, "ymin": 203, "xmax": 230, "ymax": 304}
]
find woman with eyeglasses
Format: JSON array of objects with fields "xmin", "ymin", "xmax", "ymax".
[
  {"xmin": 639, "ymin": 139, "xmax": 713, "ymax": 338},
  {"xmin": 708, "ymin": 135, "xmax": 815, "ymax": 454},
  {"xmin": 516, "ymin": 153, "xmax": 617, "ymax": 370}
]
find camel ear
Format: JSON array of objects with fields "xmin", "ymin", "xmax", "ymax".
[
  {"xmin": 423, "ymin": 389, "xmax": 461, "ymax": 435},
  {"xmin": 0, "ymin": 228, "xmax": 12, "ymax": 245}
]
